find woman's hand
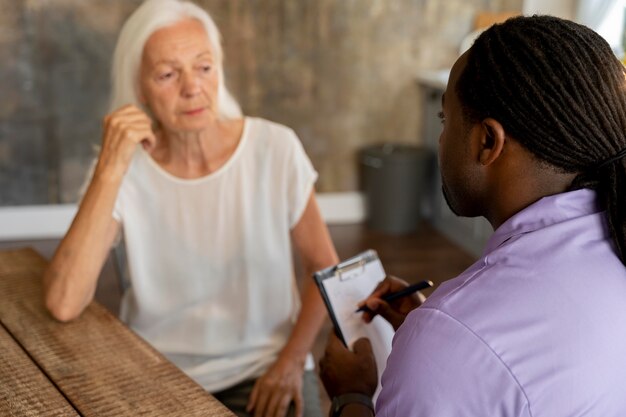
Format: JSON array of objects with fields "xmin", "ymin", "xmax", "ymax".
[
  {"xmin": 357, "ymin": 276, "xmax": 424, "ymax": 331},
  {"xmin": 247, "ymin": 354, "xmax": 305, "ymax": 417},
  {"xmin": 95, "ymin": 105, "xmax": 156, "ymax": 181}
]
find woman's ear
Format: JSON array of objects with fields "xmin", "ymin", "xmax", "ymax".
[
  {"xmin": 137, "ymin": 88, "xmax": 147, "ymax": 105},
  {"xmin": 479, "ymin": 118, "xmax": 506, "ymax": 166}
]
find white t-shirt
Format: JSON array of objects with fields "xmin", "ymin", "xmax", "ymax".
[{"xmin": 111, "ymin": 117, "xmax": 317, "ymax": 392}]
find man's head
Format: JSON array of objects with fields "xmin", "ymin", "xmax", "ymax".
[
  {"xmin": 440, "ymin": 15, "xmax": 626, "ymax": 263},
  {"xmin": 438, "ymin": 48, "xmax": 576, "ymax": 226},
  {"xmin": 457, "ymin": 15, "xmax": 626, "ymax": 174}
]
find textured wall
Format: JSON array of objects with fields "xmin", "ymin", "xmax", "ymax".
[
  {"xmin": 0, "ymin": 0, "xmax": 142, "ymax": 204},
  {"xmin": 0, "ymin": 0, "xmax": 522, "ymax": 205}
]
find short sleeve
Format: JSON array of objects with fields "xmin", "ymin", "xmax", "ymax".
[
  {"xmin": 376, "ymin": 307, "xmax": 530, "ymax": 417},
  {"xmin": 284, "ymin": 129, "xmax": 318, "ymax": 228}
]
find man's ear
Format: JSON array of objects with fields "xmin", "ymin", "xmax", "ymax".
[{"xmin": 478, "ymin": 118, "xmax": 506, "ymax": 166}]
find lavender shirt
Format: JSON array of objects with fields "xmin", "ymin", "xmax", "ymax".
[{"xmin": 377, "ymin": 189, "xmax": 626, "ymax": 416}]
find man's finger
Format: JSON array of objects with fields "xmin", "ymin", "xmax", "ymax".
[
  {"xmin": 365, "ymin": 299, "xmax": 404, "ymax": 328},
  {"xmin": 326, "ymin": 330, "xmax": 350, "ymax": 356},
  {"xmin": 352, "ymin": 337, "xmax": 374, "ymax": 358},
  {"xmin": 361, "ymin": 299, "xmax": 382, "ymax": 323},
  {"xmin": 367, "ymin": 299, "xmax": 391, "ymax": 318}
]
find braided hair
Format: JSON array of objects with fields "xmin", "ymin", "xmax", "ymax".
[{"xmin": 456, "ymin": 15, "xmax": 626, "ymax": 264}]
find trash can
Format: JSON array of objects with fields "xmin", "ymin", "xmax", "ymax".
[{"xmin": 360, "ymin": 143, "xmax": 432, "ymax": 234}]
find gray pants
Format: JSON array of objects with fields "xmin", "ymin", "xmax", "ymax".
[{"xmin": 213, "ymin": 371, "xmax": 323, "ymax": 417}]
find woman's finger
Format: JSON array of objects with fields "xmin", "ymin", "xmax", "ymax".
[
  {"xmin": 292, "ymin": 388, "xmax": 304, "ymax": 417},
  {"xmin": 265, "ymin": 389, "xmax": 288, "ymax": 417},
  {"xmin": 246, "ymin": 381, "xmax": 259, "ymax": 412},
  {"xmin": 253, "ymin": 383, "xmax": 271, "ymax": 417}
]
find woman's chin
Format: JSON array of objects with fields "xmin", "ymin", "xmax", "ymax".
[{"xmin": 164, "ymin": 118, "xmax": 215, "ymax": 135}]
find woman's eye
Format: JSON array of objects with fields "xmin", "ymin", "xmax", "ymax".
[
  {"xmin": 158, "ymin": 72, "xmax": 174, "ymax": 81},
  {"xmin": 200, "ymin": 65, "xmax": 212, "ymax": 73},
  {"xmin": 437, "ymin": 111, "xmax": 446, "ymax": 124}
]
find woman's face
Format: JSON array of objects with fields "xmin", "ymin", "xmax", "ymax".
[{"xmin": 139, "ymin": 19, "xmax": 219, "ymax": 133}]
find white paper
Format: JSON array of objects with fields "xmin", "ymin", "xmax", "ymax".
[{"xmin": 322, "ymin": 256, "xmax": 394, "ymax": 401}]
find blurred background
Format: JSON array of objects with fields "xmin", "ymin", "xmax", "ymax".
[
  {"xmin": 1, "ymin": 0, "xmax": 625, "ymax": 253},
  {"xmin": 0, "ymin": 0, "xmax": 523, "ymax": 204}
]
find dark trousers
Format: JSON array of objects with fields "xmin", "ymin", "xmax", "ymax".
[{"xmin": 213, "ymin": 371, "xmax": 323, "ymax": 417}]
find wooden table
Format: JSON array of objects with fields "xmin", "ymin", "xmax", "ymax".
[{"xmin": 0, "ymin": 248, "xmax": 235, "ymax": 417}]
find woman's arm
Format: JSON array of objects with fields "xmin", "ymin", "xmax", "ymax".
[
  {"xmin": 43, "ymin": 105, "xmax": 156, "ymax": 322},
  {"xmin": 247, "ymin": 191, "xmax": 339, "ymax": 417},
  {"xmin": 43, "ymin": 178, "xmax": 122, "ymax": 322},
  {"xmin": 282, "ymin": 191, "xmax": 339, "ymax": 368}
]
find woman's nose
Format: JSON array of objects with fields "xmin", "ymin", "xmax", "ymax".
[{"xmin": 181, "ymin": 72, "xmax": 201, "ymax": 97}]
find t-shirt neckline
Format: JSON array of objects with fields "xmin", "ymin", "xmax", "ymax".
[{"xmin": 141, "ymin": 117, "xmax": 250, "ymax": 184}]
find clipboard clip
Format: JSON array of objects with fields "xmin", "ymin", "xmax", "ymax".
[{"xmin": 336, "ymin": 257, "xmax": 366, "ymax": 281}]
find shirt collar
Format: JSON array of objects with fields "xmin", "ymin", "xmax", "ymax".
[{"xmin": 483, "ymin": 189, "xmax": 602, "ymax": 255}]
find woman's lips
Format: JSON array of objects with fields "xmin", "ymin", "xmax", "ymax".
[{"xmin": 182, "ymin": 108, "xmax": 205, "ymax": 116}]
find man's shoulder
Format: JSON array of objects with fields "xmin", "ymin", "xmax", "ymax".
[{"xmin": 418, "ymin": 257, "xmax": 492, "ymax": 316}]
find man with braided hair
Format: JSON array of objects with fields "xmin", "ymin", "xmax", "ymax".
[{"xmin": 319, "ymin": 15, "xmax": 626, "ymax": 417}]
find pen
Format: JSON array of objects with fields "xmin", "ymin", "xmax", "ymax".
[{"xmin": 355, "ymin": 280, "xmax": 434, "ymax": 313}]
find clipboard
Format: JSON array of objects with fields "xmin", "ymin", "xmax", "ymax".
[{"xmin": 314, "ymin": 249, "xmax": 395, "ymax": 400}]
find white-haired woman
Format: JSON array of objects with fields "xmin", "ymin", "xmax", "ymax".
[{"xmin": 43, "ymin": 1, "xmax": 338, "ymax": 417}]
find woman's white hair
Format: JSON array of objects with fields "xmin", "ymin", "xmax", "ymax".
[{"xmin": 109, "ymin": 0, "xmax": 242, "ymax": 119}]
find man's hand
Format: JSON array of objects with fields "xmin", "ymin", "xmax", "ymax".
[
  {"xmin": 247, "ymin": 355, "xmax": 304, "ymax": 417},
  {"xmin": 358, "ymin": 276, "xmax": 424, "ymax": 331},
  {"xmin": 319, "ymin": 333, "xmax": 377, "ymax": 399}
]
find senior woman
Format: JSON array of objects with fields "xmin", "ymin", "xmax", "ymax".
[{"xmin": 42, "ymin": 1, "xmax": 338, "ymax": 417}]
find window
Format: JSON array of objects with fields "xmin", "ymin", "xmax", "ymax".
[{"xmin": 523, "ymin": 0, "xmax": 626, "ymax": 54}]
